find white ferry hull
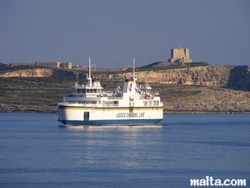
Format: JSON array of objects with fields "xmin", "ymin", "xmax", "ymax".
[{"xmin": 58, "ymin": 105, "xmax": 163, "ymax": 125}]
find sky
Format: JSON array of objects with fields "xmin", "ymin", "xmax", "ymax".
[{"xmin": 1, "ymin": 0, "xmax": 250, "ymax": 68}]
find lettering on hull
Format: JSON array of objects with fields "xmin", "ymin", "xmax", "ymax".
[{"xmin": 116, "ymin": 112, "xmax": 145, "ymax": 118}]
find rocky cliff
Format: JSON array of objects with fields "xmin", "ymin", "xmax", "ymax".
[
  {"xmin": 100, "ymin": 65, "xmax": 249, "ymax": 91},
  {"xmin": 138, "ymin": 66, "xmax": 231, "ymax": 86},
  {"xmin": 0, "ymin": 68, "xmax": 54, "ymax": 77},
  {"xmin": 0, "ymin": 67, "xmax": 75, "ymax": 78},
  {"xmin": 0, "ymin": 65, "xmax": 249, "ymax": 91}
]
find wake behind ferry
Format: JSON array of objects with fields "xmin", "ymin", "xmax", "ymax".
[{"xmin": 58, "ymin": 58, "xmax": 163, "ymax": 126}]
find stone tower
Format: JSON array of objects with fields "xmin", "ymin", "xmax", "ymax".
[{"xmin": 168, "ymin": 48, "xmax": 192, "ymax": 64}]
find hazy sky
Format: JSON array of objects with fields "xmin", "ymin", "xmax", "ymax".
[{"xmin": 1, "ymin": 0, "xmax": 249, "ymax": 68}]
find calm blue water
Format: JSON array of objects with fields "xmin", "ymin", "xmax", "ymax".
[{"xmin": 0, "ymin": 113, "xmax": 249, "ymax": 188}]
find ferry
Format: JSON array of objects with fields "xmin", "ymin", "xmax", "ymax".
[{"xmin": 58, "ymin": 58, "xmax": 163, "ymax": 126}]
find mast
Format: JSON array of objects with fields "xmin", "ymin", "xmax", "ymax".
[
  {"xmin": 132, "ymin": 58, "xmax": 137, "ymax": 81},
  {"xmin": 87, "ymin": 57, "xmax": 92, "ymax": 87}
]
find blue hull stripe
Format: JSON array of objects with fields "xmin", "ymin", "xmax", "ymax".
[{"xmin": 58, "ymin": 119, "xmax": 162, "ymax": 125}]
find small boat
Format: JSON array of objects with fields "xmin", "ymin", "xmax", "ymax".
[{"xmin": 58, "ymin": 58, "xmax": 163, "ymax": 125}]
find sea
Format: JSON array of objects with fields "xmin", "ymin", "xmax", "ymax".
[{"xmin": 0, "ymin": 113, "xmax": 249, "ymax": 188}]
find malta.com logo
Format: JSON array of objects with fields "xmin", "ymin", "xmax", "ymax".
[{"xmin": 190, "ymin": 176, "xmax": 247, "ymax": 186}]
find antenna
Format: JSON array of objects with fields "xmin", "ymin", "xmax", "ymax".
[
  {"xmin": 133, "ymin": 58, "xmax": 135, "ymax": 80},
  {"xmin": 132, "ymin": 58, "xmax": 137, "ymax": 81},
  {"xmin": 87, "ymin": 57, "xmax": 92, "ymax": 87},
  {"xmin": 89, "ymin": 57, "xmax": 91, "ymax": 79}
]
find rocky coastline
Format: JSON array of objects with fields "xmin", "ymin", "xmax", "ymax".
[
  {"xmin": 0, "ymin": 64, "xmax": 249, "ymax": 114},
  {"xmin": 0, "ymin": 84, "xmax": 249, "ymax": 114}
]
